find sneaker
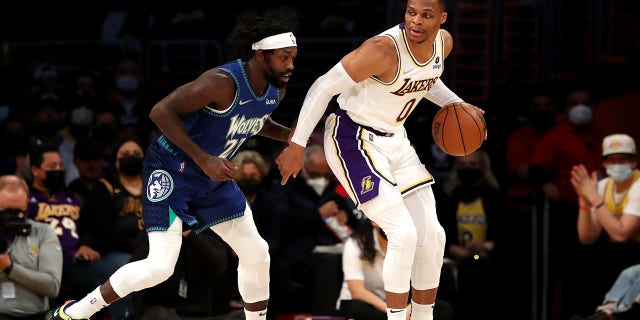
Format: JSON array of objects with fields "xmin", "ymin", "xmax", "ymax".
[{"xmin": 45, "ymin": 300, "xmax": 88, "ymax": 320}]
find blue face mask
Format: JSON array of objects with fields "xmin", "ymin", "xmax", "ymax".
[{"xmin": 606, "ymin": 164, "xmax": 633, "ymax": 182}]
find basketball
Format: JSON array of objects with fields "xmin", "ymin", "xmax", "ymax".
[{"xmin": 431, "ymin": 102, "xmax": 486, "ymax": 156}]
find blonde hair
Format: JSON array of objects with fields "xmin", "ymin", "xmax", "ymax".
[{"xmin": 231, "ymin": 150, "xmax": 269, "ymax": 177}]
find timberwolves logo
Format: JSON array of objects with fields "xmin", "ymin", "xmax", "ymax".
[{"xmin": 147, "ymin": 169, "xmax": 174, "ymax": 202}]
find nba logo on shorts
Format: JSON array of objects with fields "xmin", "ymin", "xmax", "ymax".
[{"xmin": 147, "ymin": 169, "xmax": 174, "ymax": 202}]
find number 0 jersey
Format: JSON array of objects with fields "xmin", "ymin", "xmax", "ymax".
[{"xmin": 338, "ymin": 23, "xmax": 445, "ymax": 134}]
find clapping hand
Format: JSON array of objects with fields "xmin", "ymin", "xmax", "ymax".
[{"xmin": 570, "ymin": 164, "xmax": 598, "ymax": 200}]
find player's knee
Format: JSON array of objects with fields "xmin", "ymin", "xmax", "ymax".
[
  {"xmin": 396, "ymin": 223, "xmax": 418, "ymax": 247},
  {"xmin": 243, "ymin": 238, "xmax": 270, "ymax": 270},
  {"xmin": 150, "ymin": 260, "xmax": 177, "ymax": 283},
  {"xmin": 387, "ymin": 224, "xmax": 417, "ymax": 269}
]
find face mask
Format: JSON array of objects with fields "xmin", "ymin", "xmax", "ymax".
[
  {"xmin": 529, "ymin": 111, "xmax": 555, "ymax": 131},
  {"xmin": 119, "ymin": 156, "xmax": 143, "ymax": 176},
  {"xmin": 606, "ymin": 164, "xmax": 633, "ymax": 182},
  {"xmin": 116, "ymin": 75, "xmax": 139, "ymax": 92},
  {"xmin": 237, "ymin": 178, "xmax": 260, "ymax": 196},
  {"xmin": 452, "ymin": 185, "xmax": 480, "ymax": 203},
  {"xmin": 70, "ymin": 106, "xmax": 94, "ymax": 127},
  {"xmin": 306, "ymin": 177, "xmax": 330, "ymax": 195},
  {"xmin": 457, "ymin": 168, "xmax": 482, "ymax": 185},
  {"xmin": 44, "ymin": 169, "xmax": 66, "ymax": 193},
  {"xmin": 0, "ymin": 105, "xmax": 9, "ymax": 122},
  {"xmin": 568, "ymin": 104, "xmax": 593, "ymax": 126}
]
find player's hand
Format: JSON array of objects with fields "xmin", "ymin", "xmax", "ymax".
[
  {"xmin": 200, "ymin": 156, "xmax": 237, "ymax": 181},
  {"xmin": 275, "ymin": 143, "xmax": 305, "ymax": 185},
  {"xmin": 464, "ymin": 102, "xmax": 488, "ymax": 140},
  {"xmin": 474, "ymin": 105, "xmax": 488, "ymax": 140}
]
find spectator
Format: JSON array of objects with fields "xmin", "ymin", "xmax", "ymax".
[
  {"xmin": 25, "ymin": 142, "xmax": 133, "ymax": 320},
  {"xmin": 570, "ymin": 133, "xmax": 640, "ymax": 319},
  {"xmin": 502, "ymin": 86, "xmax": 558, "ymax": 314},
  {"xmin": 68, "ymin": 137, "xmax": 109, "ymax": 204},
  {"xmin": 104, "ymin": 56, "xmax": 152, "ymax": 143},
  {"xmin": 505, "ymin": 86, "xmax": 558, "ymax": 203},
  {"xmin": 529, "ymin": 86, "xmax": 603, "ymax": 319},
  {"xmin": 579, "ymin": 264, "xmax": 640, "ymax": 320},
  {"xmin": 336, "ymin": 217, "xmax": 453, "ymax": 320},
  {"xmin": 279, "ymin": 144, "xmax": 360, "ymax": 316},
  {"xmin": 103, "ymin": 137, "xmax": 146, "ymax": 252},
  {"xmin": 0, "ymin": 175, "xmax": 62, "ymax": 320},
  {"xmin": 436, "ymin": 149, "xmax": 504, "ymax": 320}
]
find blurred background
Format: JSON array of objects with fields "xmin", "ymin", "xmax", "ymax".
[{"xmin": 0, "ymin": 1, "xmax": 638, "ymax": 319}]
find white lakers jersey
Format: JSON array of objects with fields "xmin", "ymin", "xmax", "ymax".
[{"xmin": 337, "ymin": 24, "xmax": 446, "ymax": 133}]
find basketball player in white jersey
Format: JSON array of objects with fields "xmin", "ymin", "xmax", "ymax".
[{"xmin": 276, "ymin": 0, "xmax": 485, "ymax": 319}]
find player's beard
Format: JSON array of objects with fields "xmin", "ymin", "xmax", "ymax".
[{"xmin": 266, "ymin": 65, "xmax": 290, "ymax": 89}]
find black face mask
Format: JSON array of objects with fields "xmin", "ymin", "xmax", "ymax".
[
  {"xmin": 452, "ymin": 185, "xmax": 480, "ymax": 203},
  {"xmin": 529, "ymin": 111, "xmax": 555, "ymax": 132},
  {"xmin": 44, "ymin": 169, "xmax": 66, "ymax": 193},
  {"xmin": 457, "ymin": 168, "xmax": 482, "ymax": 185},
  {"xmin": 0, "ymin": 209, "xmax": 31, "ymax": 236},
  {"xmin": 119, "ymin": 156, "xmax": 143, "ymax": 176},
  {"xmin": 237, "ymin": 178, "xmax": 260, "ymax": 196}
]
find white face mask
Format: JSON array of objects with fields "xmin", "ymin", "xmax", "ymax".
[
  {"xmin": 116, "ymin": 75, "xmax": 139, "ymax": 91},
  {"xmin": 606, "ymin": 164, "xmax": 633, "ymax": 182},
  {"xmin": 568, "ymin": 104, "xmax": 593, "ymax": 126},
  {"xmin": 306, "ymin": 177, "xmax": 330, "ymax": 195},
  {"xmin": 70, "ymin": 106, "xmax": 94, "ymax": 127}
]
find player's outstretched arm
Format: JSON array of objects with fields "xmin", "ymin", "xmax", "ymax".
[{"xmin": 257, "ymin": 116, "xmax": 291, "ymax": 142}]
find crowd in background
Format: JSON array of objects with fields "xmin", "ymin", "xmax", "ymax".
[{"xmin": 0, "ymin": 3, "xmax": 639, "ymax": 320}]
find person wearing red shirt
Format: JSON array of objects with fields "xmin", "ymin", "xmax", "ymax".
[{"xmin": 529, "ymin": 86, "xmax": 603, "ymax": 320}]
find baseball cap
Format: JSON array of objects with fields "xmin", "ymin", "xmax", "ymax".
[{"xmin": 602, "ymin": 134, "xmax": 636, "ymax": 157}]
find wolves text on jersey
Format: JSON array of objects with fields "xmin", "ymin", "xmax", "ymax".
[{"xmin": 226, "ymin": 114, "xmax": 269, "ymax": 139}]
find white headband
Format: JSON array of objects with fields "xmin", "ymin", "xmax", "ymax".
[{"xmin": 251, "ymin": 32, "xmax": 297, "ymax": 50}]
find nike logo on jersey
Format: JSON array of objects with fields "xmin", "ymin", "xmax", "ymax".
[
  {"xmin": 259, "ymin": 312, "xmax": 267, "ymax": 316},
  {"xmin": 239, "ymin": 99, "xmax": 253, "ymax": 105},
  {"xmin": 403, "ymin": 68, "xmax": 414, "ymax": 74},
  {"xmin": 390, "ymin": 309, "xmax": 404, "ymax": 313}
]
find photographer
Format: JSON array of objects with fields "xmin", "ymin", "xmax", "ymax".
[{"xmin": 0, "ymin": 175, "xmax": 62, "ymax": 320}]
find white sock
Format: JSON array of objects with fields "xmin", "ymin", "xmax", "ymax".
[
  {"xmin": 410, "ymin": 301, "xmax": 434, "ymax": 320},
  {"xmin": 387, "ymin": 307, "xmax": 407, "ymax": 320},
  {"xmin": 65, "ymin": 287, "xmax": 109, "ymax": 319},
  {"xmin": 244, "ymin": 308, "xmax": 268, "ymax": 320}
]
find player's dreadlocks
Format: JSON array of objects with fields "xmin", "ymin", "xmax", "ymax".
[{"xmin": 227, "ymin": 13, "xmax": 294, "ymax": 61}]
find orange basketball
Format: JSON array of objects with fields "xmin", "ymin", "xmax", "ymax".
[{"xmin": 431, "ymin": 102, "xmax": 486, "ymax": 156}]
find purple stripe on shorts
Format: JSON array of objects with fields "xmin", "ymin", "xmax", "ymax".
[{"xmin": 330, "ymin": 111, "xmax": 396, "ymax": 205}]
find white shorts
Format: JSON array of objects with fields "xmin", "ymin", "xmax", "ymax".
[{"xmin": 323, "ymin": 111, "xmax": 434, "ymax": 207}]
